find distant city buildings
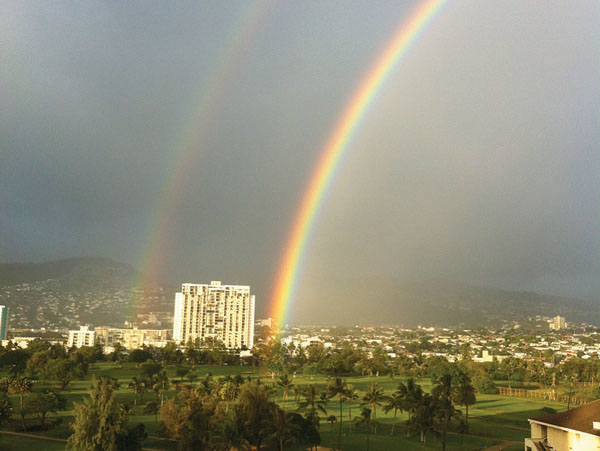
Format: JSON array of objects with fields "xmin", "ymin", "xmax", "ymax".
[
  {"xmin": 0, "ymin": 306, "xmax": 8, "ymax": 340},
  {"xmin": 549, "ymin": 315, "xmax": 567, "ymax": 330},
  {"xmin": 255, "ymin": 317, "xmax": 274, "ymax": 328},
  {"xmin": 172, "ymin": 281, "xmax": 255, "ymax": 349},
  {"xmin": 94, "ymin": 327, "xmax": 169, "ymax": 350},
  {"xmin": 134, "ymin": 311, "xmax": 173, "ymax": 328},
  {"xmin": 68, "ymin": 325, "xmax": 95, "ymax": 348}
]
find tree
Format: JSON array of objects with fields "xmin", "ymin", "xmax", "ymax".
[
  {"xmin": 361, "ymin": 383, "xmax": 385, "ymax": 433},
  {"xmin": 140, "ymin": 360, "xmax": 162, "ymax": 379},
  {"xmin": 328, "ymin": 377, "xmax": 347, "ymax": 450},
  {"xmin": 214, "ymin": 411, "xmax": 250, "ymax": 451},
  {"xmin": 383, "ymin": 391, "xmax": 404, "ymax": 435},
  {"xmin": 261, "ymin": 407, "xmax": 302, "ymax": 451},
  {"xmin": 326, "ymin": 415, "xmax": 337, "ymax": 431},
  {"xmin": 46, "ymin": 357, "xmax": 78, "ymax": 390},
  {"xmin": 154, "ymin": 370, "xmax": 170, "ymax": 406},
  {"xmin": 408, "ymin": 393, "xmax": 435, "ymax": 446},
  {"xmin": 175, "ymin": 365, "xmax": 190, "ymax": 383},
  {"xmin": 276, "ymin": 373, "xmax": 294, "ymax": 410},
  {"xmin": 298, "ymin": 412, "xmax": 321, "ymax": 451},
  {"xmin": 116, "ymin": 423, "xmax": 146, "ymax": 451},
  {"xmin": 398, "ymin": 377, "xmax": 424, "ymax": 437},
  {"xmin": 160, "ymin": 342, "xmax": 182, "ymax": 364},
  {"xmin": 144, "ymin": 401, "xmax": 158, "ymax": 424},
  {"xmin": 345, "ymin": 385, "xmax": 359, "ymax": 434},
  {"xmin": 0, "ymin": 392, "xmax": 13, "ymax": 428},
  {"xmin": 0, "ymin": 350, "xmax": 29, "ymax": 376},
  {"xmin": 128, "ymin": 377, "xmax": 144, "ymax": 408},
  {"xmin": 109, "ymin": 343, "xmax": 126, "ymax": 363},
  {"xmin": 9, "ymin": 376, "xmax": 33, "ymax": 431},
  {"xmin": 25, "ymin": 390, "xmax": 66, "ymax": 429},
  {"xmin": 127, "ymin": 349, "xmax": 152, "ymax": 365},
  {"xmin": 186, "ymin": 370, "xmax": 198, "ymax": 386},
  {"xmin": 297, "ymin": 384, "xmax": 327, "ymax": 430},
  {"xmin": 473, "ymin": 373, "xmax": 498, "ymax": 394},
  {"xmin": 432, "ymin": 373, "xmax": 458, "ymax": 451},
  {"xmin": 68, "ymin": 377, "xmax": 146, "ymax": 450},
  {"xmin": 231, "ymin": 381, "xmax": 275, "ymax": 450},
  {"xmin": 353, "ymin": 407, "xmax": 375, "ymax": 451},
  {"xmin": 453, "ymin": 374, "xmax": 476, "ymax": 425},
  {"xmin": 220, "ymin": 381, "xmax": 238, "ymax": 414}
]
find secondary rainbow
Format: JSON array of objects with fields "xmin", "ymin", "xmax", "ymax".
[
  {"xmin": 268, "ymin": 0, "xmax": 449, "ymax": 326},
  {"xmin": 133, "ymin": 1, "xmax": 271, "ymax": 309}
]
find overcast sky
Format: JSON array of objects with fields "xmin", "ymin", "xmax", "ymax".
[{"xmin": 2, "ymin": 1, "xmax": 599, "ymax": 316}]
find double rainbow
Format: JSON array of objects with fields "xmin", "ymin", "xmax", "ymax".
[{"xmin": 268, "ymin": 0, "xmax": 448, "ymax": 326}]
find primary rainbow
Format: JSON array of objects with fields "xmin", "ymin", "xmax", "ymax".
[{"xmin": 268, "ymin": 0, "xmax": 448, "ymax": 326}]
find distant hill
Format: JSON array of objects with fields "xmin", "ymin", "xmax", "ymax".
[
  {"xmin": 0, "ymin": 257, "xmax": 173, "ymax": 330},
  {"xmin": 294, "ymin": 278, "xmax": 600, "ymax": 327},
  {"xmin": 2, "ymin": 258, "xmax": 597, "ymax": 329},
  {"xmin": 0, "ymin": 257, "xmax": 138, "ymax": 286}
]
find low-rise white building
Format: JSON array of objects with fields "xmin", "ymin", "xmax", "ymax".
[
  {"xmin": 526, "ymin": 400, "xmax": 600, "ymax": 451},
  {"xmin": 94, "ymin": 327, "xmax": 169, "ymax": 350}
]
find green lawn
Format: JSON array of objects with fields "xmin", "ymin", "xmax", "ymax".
[{"xmin": 0, "ymin": 364, "xmax": 568, "ymax": 450}]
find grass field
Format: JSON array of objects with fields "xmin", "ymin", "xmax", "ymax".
[{"xmin": 0, "ymin": 363, "xmax": 567, "ymax": 450}]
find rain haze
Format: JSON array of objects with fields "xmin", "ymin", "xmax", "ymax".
[{"xmin": 1, "ymin": 1, "xmax": 599, "ymax": 321}]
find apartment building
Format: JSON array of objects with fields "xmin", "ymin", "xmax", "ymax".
[
  {"xmin": 94, "ymin": 327, "xmax": 169, "ymax": 350},
  {"xmin": 550, "ymin": 315, "xmax": 567, "ymax": 331},
  {"xmin": 173, "ymin": 281, "xmax": 254, "ymax": 349},
  {"xmin": 0, "ymin": 306, "xmax": 8, "ymax": 341},
  {"xmin": 67, "ymin": 325, "xmax": 95, "ymax": 348}
]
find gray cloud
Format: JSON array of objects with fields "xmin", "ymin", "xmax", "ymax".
[{"xmin": 1, "ymin": 1, "xmax": 598, "ymax": 318}]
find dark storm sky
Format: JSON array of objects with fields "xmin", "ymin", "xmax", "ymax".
[{"xmin": 1, "ymin": 1, "xmax": 599, "ymax": 316}]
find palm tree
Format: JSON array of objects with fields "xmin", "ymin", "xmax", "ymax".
[
  {"xmin": 400, "ymin": 378, "xmax": 423, "ymax": 436},
  {"xmin": 186, "ymin": 370, "xmax": 198, "ymax": 386},
  {"xmin": 154, "ymin": 370, "xmax": 170, "ymax": 406},
  {"xmin": 353, "ymin": 407, "xmax": 375, "ymax": 451},
  {"xmin": 361, "ymin": 383, "xmax": 385, "ymax": 433},
  {"xmin": 9, "ymin": 377, "xmax": 33, "ymax": 431},
  {"xmin": 297, "ymin": 384, "xmax": 327, "ymax": 430},
  {"xmin": 261, "ymin": 407, "xmax": 301, "ymax": 451},
  {"xmin": 326, "ymin": 415, "xmax": 337, "ymax": 431},
  {"xmin": 408, "ymin": 393, "xmax": 436, "ymax": 447},
  {"xmin": 220, "ymin": 380, "xmax": 239, "ymax": 414},
  {"xmin": 328, "ymin": 377, "xmax": 347, "ymax": 450},
  {"xmin": 215, "ymin": 414, "xmax": 251, "ymax": 451},
  {"xmin": 128, "ymin": 376, "xmax": 144, "ymax": 408},
  {"xmin": 383, "ymin": 391, "xmax": 404, "ymax": 435},
  {"xmin": 144, "ymin": 401, "xmax": 159, "ymax": 424},
  {"xmin": 432, "ymin": 373, "xmax": 458, "ymax": 451},
  {"xmin": 453, "ymin": 375, "xmax": 476, "ymax": 425},
  {"xmin": 345, "ymin": 385, "xmax": 359, "ymax": 434},
  {"xmin": 277, "ymin": 373, "xmax": 294, "ymax": 410}
]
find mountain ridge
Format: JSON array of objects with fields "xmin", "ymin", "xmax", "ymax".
[{"xmin": 1, "ymin": 258, "xmax": 597, "ymax": 329}]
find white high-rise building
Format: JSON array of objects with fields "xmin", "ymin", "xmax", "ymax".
[
  {"xmin": 0, "ymin": 306, "xmax": 8, "ymax": 341},
  {"xmin": 68, "ymin": 326, "xmax": 95, "ymax": 348},
  {"xmin": 549, "ymin": 315, "xmax": 567, "ymax": 330},
  {"xmin": 172, "ymin": 281, "xmax": 255, "ymax": 349}
]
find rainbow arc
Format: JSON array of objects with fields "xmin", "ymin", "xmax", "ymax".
[{"xmin": 268, "ymin": 0, "xmax": 449, "ymax": 326}]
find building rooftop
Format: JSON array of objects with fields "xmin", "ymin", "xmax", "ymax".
[{"xmin": 531, "ymin": 399, "xmax": 600, "ymax": 436}]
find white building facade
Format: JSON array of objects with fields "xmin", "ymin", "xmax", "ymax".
[
  {"xmin": 94, "ymin": 327, "xmax": 169, "ymax": 350},
  {"xmin": 550, "ymin": 315, "xmax": 567, "ymax": 330},
  {"xmin": 172, "ymin": 281, "xmax": 255, "ymax": 349},
  {"xmin": 68, "ymin": 326, "xmax": 95, "ymax": 348}
]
